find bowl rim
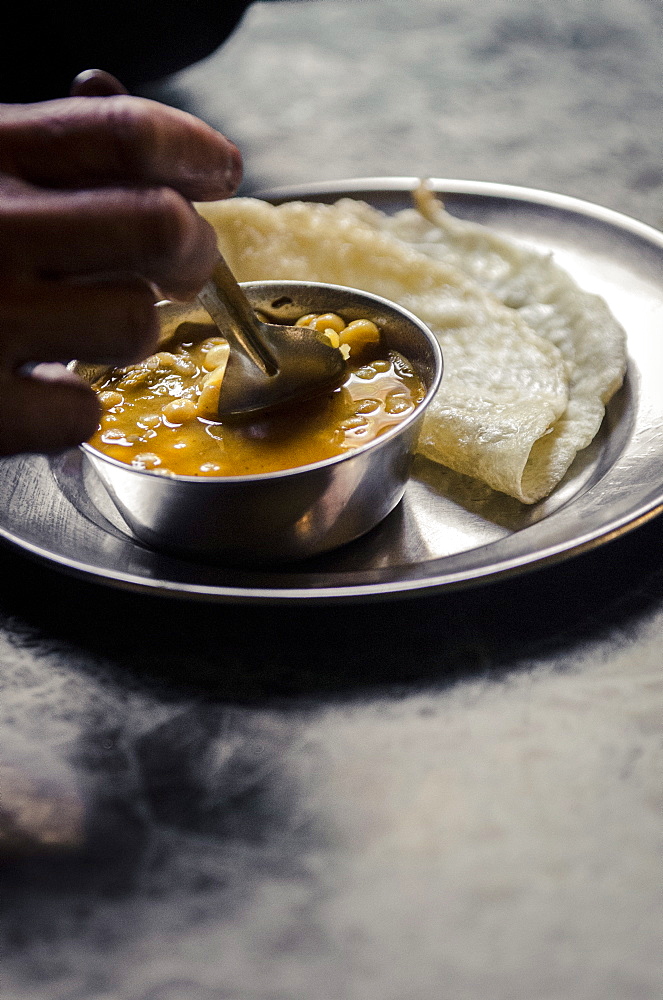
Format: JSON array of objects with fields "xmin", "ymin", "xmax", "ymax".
[{"xmin": 80, "ymin": 281, "xmax": 443, "ymax": 484}]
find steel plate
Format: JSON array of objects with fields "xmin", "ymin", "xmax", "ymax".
[{"xmin": 0, "ymin": 178, "xmax": 661, "ymax": 603}]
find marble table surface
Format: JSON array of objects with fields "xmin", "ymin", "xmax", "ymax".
[{"xmin": 1, "ymin": 2, "xmax": 662, "ymax": 998}]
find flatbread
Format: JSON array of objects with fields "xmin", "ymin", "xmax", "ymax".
[
  {"xmin": 340, "ymin": 187, "xmax": 627, "ymax": 502},
  {"xmin": 197, "ymin": 194, "xmax": 624, "ymax": 502}
]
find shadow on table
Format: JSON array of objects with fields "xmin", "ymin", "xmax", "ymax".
[
  {"xmin": 0, "ymin": 699, "xmax": 320, "ymax": 986},
  {"xmin": 1, "ymin": 511, "xmax": 661, "ymax": 702}
]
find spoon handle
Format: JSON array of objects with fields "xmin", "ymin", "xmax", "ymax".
[{"xmin": 197, "ymin": 256, "xmax": 279, "ymax": 376}]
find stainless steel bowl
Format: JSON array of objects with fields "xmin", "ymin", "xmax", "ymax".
[{"xmin": 77, "ymin": 281, "xmax": 442, "ymax": 564}]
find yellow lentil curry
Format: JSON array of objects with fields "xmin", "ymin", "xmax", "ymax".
[{"xmin": 88, "ymin": 312, "xmax": 425, "ymax": 477}]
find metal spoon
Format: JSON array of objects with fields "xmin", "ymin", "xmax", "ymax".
[{"xmin": 196, "ymin": 255, "xmax": 346, "ymax": 418}]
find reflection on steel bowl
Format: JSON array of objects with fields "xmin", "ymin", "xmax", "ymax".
[{"xmin": 76, "ymin": 281, "xmax": 443, "ymax": 564}]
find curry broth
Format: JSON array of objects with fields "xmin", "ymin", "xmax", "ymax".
[{"xmin": 88, "ymin": 322, "xmax": 426, "ymax": 478}]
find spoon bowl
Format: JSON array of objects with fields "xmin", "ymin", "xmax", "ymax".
[{"xmin": 197, "ymin": 255, "xmax": 346, "ymax": 417}]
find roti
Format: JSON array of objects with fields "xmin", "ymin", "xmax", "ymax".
[{"xmin": 197, "ymin": 191, "xmax": 626, "ymax": 503}]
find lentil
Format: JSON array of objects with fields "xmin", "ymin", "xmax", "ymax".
[{"xmin": 88, "ymin": 313, "xmax": 425, "ymax": 477}]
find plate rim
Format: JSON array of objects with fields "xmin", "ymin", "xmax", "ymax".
[
  {"xmin": 256, "ymin": 175, "xmax": 663, "ymax": 248},
  {"xmin": 1, "ymin": 177, "xmax": 662, "ymax": 603}
]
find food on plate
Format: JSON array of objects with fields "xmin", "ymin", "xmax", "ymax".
[
  {"xmin": 88, "ymin": 312, "xmax": 425, "ymax": 477},
  {"xmin": 198, "ymin": 189, "xmax": 626, "ymax": 503}
]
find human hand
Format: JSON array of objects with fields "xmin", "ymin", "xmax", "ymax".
[{"xmin": 0, "ymin": 73, "xmax": 242, "ymax": 455}]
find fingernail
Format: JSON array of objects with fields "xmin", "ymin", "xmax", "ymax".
[
  {"xmin": 24, "ymin": 363, "xmax": 84, "ymax": 386},
  {"xmin": 70, "ymin": 69, "xmax": 128, "ymax": 97},
  {"xmin": 223, "ymin": 146, "xmax": 243, "ymax": 193}
]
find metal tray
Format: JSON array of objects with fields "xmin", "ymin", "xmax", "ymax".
[{"xmin": 1, "ymin": 178, "xmax": 661, "ymax": 603}]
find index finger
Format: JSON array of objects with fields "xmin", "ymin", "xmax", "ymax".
[{"xmin": 0, "ymin": 95, "xmax": 242, "ymax": 202}]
